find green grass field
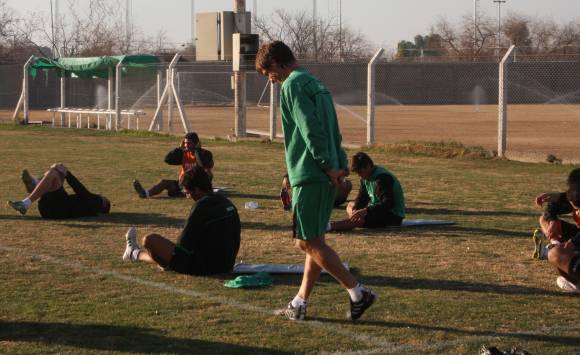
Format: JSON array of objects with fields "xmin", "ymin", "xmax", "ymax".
[{"xmin": 0, "ymin": 124, "xmax": 578, "ymax": 354}]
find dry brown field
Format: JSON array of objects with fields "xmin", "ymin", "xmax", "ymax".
[{"xmin": 2, "ymin": 103, "xmax": 579, "ymax": 162}]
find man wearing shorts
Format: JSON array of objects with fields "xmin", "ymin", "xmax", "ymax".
[
  {"xmin": 133, "ymin": 132, "xmax": 213, "ymax": 198},
  {"xmin": 535, "ymin": 168, "xmax": 580, "ymax": 293},
  {"xmin": 122, "ymin": 166, "xmax": 240, "ymax": 276},
  {"xmin": 330, "ymin": 152, "xmax": 405, "ymax": 231},
  {"xmin": 256, "ymin": 41, "xmax": 376, "ymax": 321},
  {"xmin": 7, "ymin": 163, "xmax": 110, "ymax": 219}
]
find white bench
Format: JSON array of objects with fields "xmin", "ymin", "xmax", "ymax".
[{"xmin": 47, "ymin": 108, "xmax": 146, "ymax": 130}]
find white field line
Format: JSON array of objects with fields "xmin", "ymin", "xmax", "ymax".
[{"xmin": 1, "ymin": 245, "xmax": 576, "ymax": 354}]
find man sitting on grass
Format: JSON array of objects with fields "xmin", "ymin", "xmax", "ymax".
[
  {"xmin": 133, "ymin": 132, "xmax": 213, "ymax": 199},
  {"xmin": 7, "ymin": 163, "xmax": 110, "ymax": 219},
  {"xmin": 123, "ymin": 166, "xmax": 241, "ymax": 276},
  {"xmin": 330, "ymin": 152, "xmax": 405, "ymax": 231},
  {"xmin": 534, "ymin": 168, "xmax": 580, "ymax": 293}
]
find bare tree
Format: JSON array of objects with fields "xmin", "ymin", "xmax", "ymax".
[{"xmin": 254, "ymin": 9, "xmax": 372, "ymax": 62}]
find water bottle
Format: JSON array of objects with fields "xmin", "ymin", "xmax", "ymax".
[{"xmin": 244, "ymin": 201, "xmax": 258, "ymax": 209}]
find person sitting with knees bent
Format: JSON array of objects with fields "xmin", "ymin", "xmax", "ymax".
[
  {"xmin": 7, "ymin": 163, "xmax": 110, "ymax": 219},
  {"xmin": 535, "ymin": 168, "xmax": 580, "ymax": 292},
  {"xmin": 123, "ymin": 166, "xmax": 241, "ymax": 276},
  {"xmin": 280, "ymin": 172, "xmax": 352, "ymax": 210},
  {"xmin": 330, "ymin": 152, "xmax": 405, "ymax": 231},
  {"xmin": 133, "ymin": 132, "xmax": 214, "ymax": 199}
]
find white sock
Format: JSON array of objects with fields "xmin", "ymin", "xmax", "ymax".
[
  {"xmin": 291, "ymin": 295, "xmax": 306, "ymax": 308},
  {"xmin": 348, "ymin": 283, "xmax": 364, "ymax": 303},
  {"xmin": 22, "ymin": 198, "xmax": 32, "ymax": 209},
  {"xmin": 131, "ymin": 248, "xmax": 141, "ymax": 261},
  {"xmin": 326, "ymin": 222, "xmax": 332, "ymax": 232},
  {"xmin": 145, "ymin": 190, "xmax": 150, "ymax": 198}
]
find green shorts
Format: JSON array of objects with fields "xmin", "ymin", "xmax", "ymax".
[{"xmin": 292, "ymin": 183, "xmax": 336, "ymax": 240}]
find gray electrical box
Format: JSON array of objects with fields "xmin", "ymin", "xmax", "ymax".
[
  {"xmin": 233, "ymin": 33, "xmax": 259, "ymax": 71},
  {"xmin": 196, "ymin": 11, "xmax": 252, "ymax": 62}
]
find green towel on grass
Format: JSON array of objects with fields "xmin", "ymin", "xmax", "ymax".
[{"xmin": 224, "ymin": 272, "xmax": 273, "ymax": 288}]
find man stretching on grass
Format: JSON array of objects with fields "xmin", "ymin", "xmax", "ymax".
[
  {"xmin": 330, "ymin": 152, "xmax": 405, "ymax": 231},
  {"xmin": 256, "ymin": 41, "xmax": 375, "ymax": 321},
  {"xmin": 7, "ymin": 163, "xmax": 110, "ymax": 219},
  {"xmin": 123, "ymin": 166, "xmax": 240, "ymax": 275},
  {"xmin": 133, "ymin": 132, "xmax": 214, "ymax": 199},
  {"xmin": 535, "ymin": 168, "xmax": 580, "ymax": 293}
]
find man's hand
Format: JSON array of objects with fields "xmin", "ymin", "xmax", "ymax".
[
  {"xmin": 349, "ymin": 208, "xmax": 367, "ymax": 224},
  {"xmin": 535, "ymin": 192, "xmax": 560, "ymax": 207},
  {"xmin": 545, "ymin": 220, "xmax": 563, "ymax": 242},
  {"xmin": 326, "ymin": 169, "xmax": 346, "ymax": 187},
  {"xmin": 50, "ymin": 163, "xmax": 68, "ymax": 176}
]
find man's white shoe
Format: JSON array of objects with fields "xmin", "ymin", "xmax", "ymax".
[
  {"xmin": 556, "ymin": 276, "xmax": 579, "ymax": 293},
  {"xmin": 122, "ymin": 227, "xmax": 140, "ymax": 262}
]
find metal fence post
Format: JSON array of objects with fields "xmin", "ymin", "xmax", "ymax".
[
  {"xmin": 367, "ymin": 48, "xmax": 384, "ymax": 145},
  {"xmin": 498, "ymin": 45, "xmax": 515, "ymax": 158}
]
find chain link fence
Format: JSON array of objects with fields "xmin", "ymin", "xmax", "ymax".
[{"xmin": 1, "ymin": 51, "xmax": 579, "ymax": 162}]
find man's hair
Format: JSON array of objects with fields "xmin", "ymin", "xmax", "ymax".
[
  {"xmin": 567, "ymin": 183, "xmax": 580, "ymax": 207},
  {"xmin": 100, "ymin": 196, "xmax": 111, "ymax": 214},
  {"xmin": 351, "ymin": 152, "xmax": 374, "ymax": 172},
  {"xmin": 567, "ymin": 168, "xmax": 580, "ymax": 186},
  {"xmin": 255, "ymin": 41, "xmax": 296, "ymax": 72},
  {"xmin": 184, "ymin": 132, "xmax": 200, "ymax": 145},
  {"xmin": 180, "ymin": 166, "xmax": 212, "ymax": 193}
]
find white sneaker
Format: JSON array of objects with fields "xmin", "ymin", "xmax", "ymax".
[
  {"xmin": 122, "ymin": 227, "xmax": 140, "ymax": 262},
  {"xmin": 556, "ymin": 276, "xmax": 579, "ymax": 293}
]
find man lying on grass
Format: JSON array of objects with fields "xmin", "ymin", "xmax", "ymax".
[
  {"xmin": 535, "ymin": 168, "xmax": 580, "ymax": 293},
  {"xmin": 330, "ymin": 152, "xmax": 405, "ymax": 231},
  {"xmin": 133, "ymin": 132, "xmax": 214, "ymax": 199},
  {"xmin": 7, "ymin": 163, "xmax": 110, "ymax": 219},
  {"xmin": 123, "ymin": 166, "xmax": 241, "ymax": 276}
]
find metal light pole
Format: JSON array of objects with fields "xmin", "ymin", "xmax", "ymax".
[
  {"xmin": 338, "ymin": 0, "xmax": 342, "ymax": 62},
  {"xmin": 313, "ymin": 0, "xmax": 317, "ymax": 61},
  {"xmin": 473, "ymin": 0, "xmax": 480, "ymax": 48},
  {"xmin": 493, "ymin": 0, "xmax": 506, "ymax": 56}
]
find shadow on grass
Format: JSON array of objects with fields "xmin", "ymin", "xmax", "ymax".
[
  {"xmin": 0, "ymin": 214, "xmax": 44, "ymax": 221},
  {"xmin": 332, "ymin": 225, "xmax": 530, "ymax": 238},
  {"xmin": 406, "ymin": 207, "xmax": 537, "ymax": 218},
  {"xmin": 56, "ymin": 212, "xmax": 185, "ymax": 229},
  {"xmin": 227, "ymin": 192, "xmax": 278, "ymax": 200},
  {"xmin": 0, "ymin": 320, "xmax": 292, "ymax": 354},
  {"xmin": 309, "ymin": 317, "xmax": 580, "ymax": 347},
  {"xmin": 357, "ymin": 274, "xmax": 576, "ymax": 297},
  {"xmin": 242, "ymin": 221, "xmax": 292, "ymax": 232}
]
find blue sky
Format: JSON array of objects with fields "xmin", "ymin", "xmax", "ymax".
[{"xmin": 7, "ymin": 0, "xmax": 580, "ymax": 50}]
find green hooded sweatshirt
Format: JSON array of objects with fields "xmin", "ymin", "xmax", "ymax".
[{"xmin": 280, "ymin": 68, "xmax": 348, "ymax": 186}]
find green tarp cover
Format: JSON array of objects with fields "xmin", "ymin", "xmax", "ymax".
[{"xmin": 29, "ymin": 55, "xmax": 160, "ymax": 79}]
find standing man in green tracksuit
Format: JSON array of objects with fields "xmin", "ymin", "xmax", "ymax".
[
  {"xmin": 330, "ymin": 152, "xmax": 406, "ymax": 231},
  {"xmin": 256, "ymin": 41, "xmax": 376, "ymax": 321}
]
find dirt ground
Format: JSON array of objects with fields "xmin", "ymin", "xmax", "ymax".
[{"xmin": 2, "ymin": 103, "xmax": 579, "ymax": 163}]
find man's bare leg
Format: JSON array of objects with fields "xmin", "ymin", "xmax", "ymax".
[
  {"xmin": 122, "ymin": 228, "xmax": 176, "ymax": 270},
  {"xmin": 135, "ymin": 179, "xmax": 179, "ymax": 198},
  {"xmin": 27, "ymin": 167, "xmax": 65, "ymax": 203},
  {"xmin": 296, "ymin": 253, "xmax": 322, "ymax": 300},
  {"xmin": 8, "ymin": 166, "xmax": 65, "ymax": 214},
  {"xmin": 298, "ymin": 236, "xmax": 357, "ymax": 289}
]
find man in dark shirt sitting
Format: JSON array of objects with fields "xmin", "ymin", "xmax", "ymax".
[
  {"xmin": 133, "ymin": 132, "xmax": 214, "ymax": 199},
  {"xmin": 7, "ymin": 163, "xmax": 110, "ymax": 219},
  {"xmin": 122, "ymin": 166, "xmax": 241, "ymax": 275},
  {"xmin": 330, "ymin": 152, "xmax": 405, "ymax": 231}
]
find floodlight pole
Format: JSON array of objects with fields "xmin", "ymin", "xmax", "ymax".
[
  {"xmin": 493, "ymin": 0, "xmax": 506, "ymax": 56},
  {"xmin": 269, "ymin": 81, "xmax": 278, "ymax": 140}
]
